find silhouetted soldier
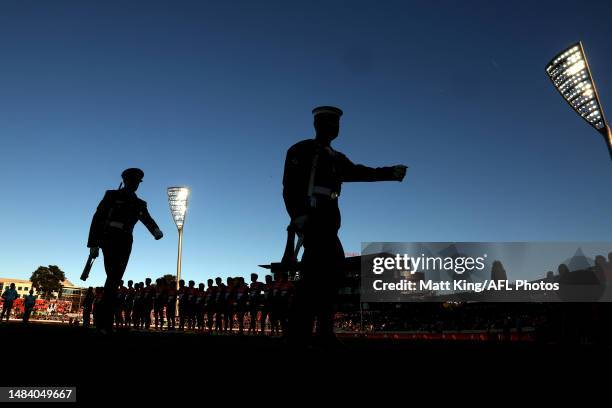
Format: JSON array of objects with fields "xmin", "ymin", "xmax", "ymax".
[
  {"xmin": 247, "ymin": 273, "xmax": 263, "ymax": 335},
  {"xmin": 234, "ymin": 277, "xmax": 249, "ymax": 335},
  {"xmin": 154, "ymin": 278, "xmax": 167, "ymax": 330},
  {"xmin": 124, "ymin": 280, "xmax": 135, "ymax": 327},
  {"xmin": 143, "ymin": 278, "xmax": 156, "ymax": 330},
  {"xmin": 195, "ymin": 282, "xmax": 206, "ymax": 331},
  {"xmin": 114, "ymin": 279, "xmax": 127, "ymax": 328},
  {"xmin": 261, "ymin": 275, "xmax": 274, "ymax": 335},
  {"xmin": 223, "ymin": 277, "xmax": 235, "ymax": 333},
  {"xmin": 282, "ymin": 106, "xmax": 407, "ymax": 344},
  {"xmin": 214, "ymin": 277, "xmax": 225, "ymax": 332},
  {"xmin": 87, "ymin": 168, "xmax": 163, "ymax": 333},
  {"xmin": 186, "ymin": 280, "xmax": 197, "ymax": 330},
  {"xmin": 178, "ymin": 279, "xmax": 187, "ymax": 330},
  {"xmin": 273, "ymin": 271, "xmax": 294, "ymax": 336},
  {"xmin": 82, "ymin": 287, "xmax": 94, "ymax": 328},
  {"xmin": 270, "ymin": 274, "xmax": 283, "ymax": 335},
  {"xmin": 166, "ymin": 280, "xmax": 177, "ymax": 330},
  {"xmin": 204, "ymin": 279, "xmax": 217, "ymax": 332},
  {"xmin": 133, "ymin": 282, "xmax": 144, "ymax": 329}
]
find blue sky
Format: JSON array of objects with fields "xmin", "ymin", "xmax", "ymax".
[{"xmin": 1, "ymin": 0, "xmax": 612, "ymax": 287}]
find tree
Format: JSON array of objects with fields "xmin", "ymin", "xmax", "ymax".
[
  {"xmin": 159, "ymin": 274, "xmax": 176, "ymax": 284},
  {"xmin": 30, "ymin": 265, "xmax": 66, "ymax": 300}
]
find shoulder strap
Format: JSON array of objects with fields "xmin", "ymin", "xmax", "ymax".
[{"xmin": 306, "ymin": 152, "xmax": 319, "ymax": 207}]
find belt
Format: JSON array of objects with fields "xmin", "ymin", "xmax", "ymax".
[
  {"xmin": 108, "ymin": 221, "xmax": 125, "ymax": 230},
  {"xmin": 312, "ymin": 186, "xmax": 339, "ymax": 199}
]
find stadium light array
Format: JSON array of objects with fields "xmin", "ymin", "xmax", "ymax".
[
  {"xmin": 167, "ymin": 186, "xmax": 190, "ymax": 317},
  {"xmin": 546, "ymin": 41, "xmax": 612, "ymax": 159}
]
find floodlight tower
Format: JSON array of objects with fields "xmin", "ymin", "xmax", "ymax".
[
  {"xmin": 167, "ymin": 187, "xmax": 190, "ymax": 291},
  {"xmin": 546, "ymin": 41, "xmax": 612, "ymax": 159}
]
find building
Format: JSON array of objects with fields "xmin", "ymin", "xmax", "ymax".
[
  {"xmin": 1, "ymin": 277, "xmax": 86, "ymax": 309},
  {"xmin": 58, "ymin": 280, "xmax": 89, "ymax": 313},
  {"xmin": 0, "ymin": 277, "xmax": 38, "ymax": 298}
]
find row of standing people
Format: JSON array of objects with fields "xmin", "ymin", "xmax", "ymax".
[{"xmin": 83, "ymin": 273, "xmax": 295, "ymax": 335}]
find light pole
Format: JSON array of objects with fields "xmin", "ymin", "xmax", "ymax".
[
  {"xmin": 167, "ymin": 186, "xmax": 190, "ymax": 318},
  {"xmin": 546, "ymin": 41, "xmax": 612, "ymax": 159}
]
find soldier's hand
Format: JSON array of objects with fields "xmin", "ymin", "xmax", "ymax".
[
  {"xmin": 89, "ymin": 247, "xmax": 99, "ymax": 259},
  {"xmin": 153, "ymin": 228, "xmax": 164, "ymax": 240},
  {"xmin": 392, "ymin": 165, "xmax": 408, "ymax": 181}
]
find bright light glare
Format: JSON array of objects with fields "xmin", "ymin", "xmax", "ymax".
[
  {"xmin": 167, "ymin": 186, "xmax": 190, "ymax": 229},
  {"xmin": 564, "ymin": 60, "xmax": 585, "ymax": 76},
  {"xmin": 546, "ymin": 42, "xmax": 606, "ymax": 131}
]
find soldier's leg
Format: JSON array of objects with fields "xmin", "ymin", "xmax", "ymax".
[
  {"xmin": 224, "ymin": 307, "xmax": 231, "ymax": 332},
  {"xmin": 199, "ymin": 307, "xmax": 204, "ymax": 331},
  {"xmin": 237, "ymin": 308, "xmax": 244, "ymax": 334},
  {"xmin": 189, "ymin": 305, "xmax": 195, "ymax": 329},
  {"xmin": 290, "ymin": 243, "xmax": 318, "ymax": 342},
  {"xmin": 101, "ymin": 242, "xmax": 132, "ymax": 331},
  {"xmin": 270, "ymin": 306, "xmax": 279, "ymax": 335},
  {"xmin": 124, "ymin": 306, "xmax": 131, "ymax": 327},
  {"xmin": 215, "ymin": 310, "xmax": 222, "ymax": 332},
  {"xmin": 279, "ymin": 305, "xmax": 288, "ymax": 337},
  {"xmin": 144, "ymin": 304, "xmax": 151, "ymax": 329},
  {"xmin": 119, "ymin": 305, "xmax": 125, "ymax": 327},
  {"xmin": 314, "ymin": 234, "xmax": 345, "ymax": 339},
  {"xmin": 83, "ymin": 308, "xmax": 90, "ymax": 328},
  {"xmin": 260, "ymin": 309, "xmax": 268, "ymax": 334},
  {"xmin": 132, "ymin": 305, "xmax": 139, "ymax": 328},
  {"xmin": 114, "ymin": 305, "xmax": 122, "ymax": 328},
  {"xmin": 155, "ymin": 304, "xmax": 160, "ymax": 328},
  {"xmin": 167, "ymin": 304, "xmax": 175, "ymax": 329},
  {"xmin": 185, "ymin": 305, "xmax": 190, "ymax": 329},
  {"xmin": 160, "ymin": 305, "xmax": 165, "ymax": 329},
  {"xmin": 179, "ymin": 303, "xmax": 185, "ymax": 329},
  {"xmin": 160, "ymin": 305, "xmax": 165, "ymax": 328},
  {"xmin": 249, "ymin": 307, "xmax": 257, "ymax": 334}
]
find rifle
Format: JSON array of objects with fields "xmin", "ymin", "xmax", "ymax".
[
  {"xmin": 281, "ymin": 224, "xmax": 303, "ymax": 268},
  {"xmin": 80, "ymin": 254, "xmax": 95, "ymax": 281},
  {"xmin": 258, "ymin": 225, "xmax": 304, "ymax": 280}
]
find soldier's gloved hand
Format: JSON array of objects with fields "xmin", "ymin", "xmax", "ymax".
[
  {"xmin": 153, "ymin": 228, "xmax": 164, "ymax": 240},
  {"xmin": 89, "ymin": 247, "xmax": 99, "ymax": 259},
  {"xmin": 392, "ymin": 165, "xmax": 408, "ymax": 181}
]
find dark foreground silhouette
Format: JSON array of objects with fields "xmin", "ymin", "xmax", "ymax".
[
  {"xmin": 281, "ymin": 106, "xmax": 407, "ymax": 343},
  {"xmin": 0, "ymin": 320, "xmax": 608, "ymax": 404}
]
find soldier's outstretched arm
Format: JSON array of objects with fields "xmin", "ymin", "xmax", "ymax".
[
  {"xmin": 138, "ymin": 202, "xmax": 163, "ymax": 240},
  {"xmin": 336, "ymin": 152, "xmax": 407, "ymax": 183},
  {"xmin": 87, "ymin": 191, "xmax": 112, "ymax": 248}
]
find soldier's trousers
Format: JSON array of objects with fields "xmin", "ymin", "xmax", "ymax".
[
  {"xmin": 100, "ymin": 238, "xmax": 132, "ymax": 331},
  {"xmin": 179, "ymin": 303, "xmax": 187, "ymax": 329},
  {"xmin": 124, "ymin": 305, "xmax": 133, "ymax": 326},
  {"xmin": 144, "ymin": 303, "xmax": 153, "ymax": 329},
  {"xmin": 206, "ymin": 305, "xmax": 215, "ymax": 331},
  {"xmin": 167, "ymin": 302, "xmax": 176, "ymax": 328},
  {"xmin": 291, "ymin": 227, "xmax": 344, "ymax": 341},
  {"xmin": 249, "ymin": 306, "xmax": 259, "ymax": 332},
  {"xmin": 154, "ymin": 303, "xmax": 165, "ymax": 328}
]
